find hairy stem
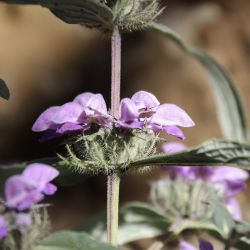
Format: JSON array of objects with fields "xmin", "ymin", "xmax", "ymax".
[
  {"xmin": 107, "ymin": 27, "xmax": 121, "ymax": 246},
  {"xmin": 107, "ymin": 173, "xmax": 120, "ymax": 245},
  {"xmin": 110, "ymin": 27, "xmax": 121, "ymax": 118}
]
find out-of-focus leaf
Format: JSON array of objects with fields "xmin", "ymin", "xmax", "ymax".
[
  {"xmin": 0, "ymin": 79, "xmax": 9, "ymax": 100},
  {"xmin": 170, "ymin": 219, "xmax": 222, "ymax": 236},
  {"xmin": 209, "ymin": 198, "xmax": 235, "ymax": 238},
  {"xmin": 150, "ymin": 22, "xmax": 248, "ymax": 141},
  {"xmin": 229, "ymin": 221, "xmax": 250, "ymax": 250},
  {"xmin": 80, "ymin": 202, "xmax": 168, "ymax": 245},
  {"xmin": 130, "ymin": 139, "xmax": 250, "ymax": 170},
  {"xmin": 235, "ymin": 237, "xmax": 250, "ymax": 250},
  {"xmin": 0, "ymin": 0, "xmax": 114, "ymax": 32},
  {"xmin": 34, "ymin": 230, "xmax": 120, "ymax": 250},
  {"xmin": 0, "ymin": 157, "xmax": 88, "ymax": 193}
]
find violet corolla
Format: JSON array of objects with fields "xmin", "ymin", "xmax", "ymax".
[
  {"xmin": 32, "ymin": 91, "xmax": 194, "ymax": 141},
  {"xmin": 0, "ymin": 163, "xmax": 58, "ymax": 242},
  {"xmin": 162, "ymin": 142, "xmax": 248, "ymax": 220},
  {"xmin": 5, "ymin": 163, "xmax": 59, "ymax": 211},
  {"xmin": 180, "ymin": 240, "xmax": 213, "ymax": 250}
]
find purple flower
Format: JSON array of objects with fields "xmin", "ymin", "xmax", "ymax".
[
  {"xmin": 0, "ymin": 216, "xmax": 8, "ymax": 239},
  {"xmin": 118, "ymin": 91, "xmax": 195, "ymax": 140},
  {"xmin": 179, "ymin": 240, "xmax": 213, "ymax": 250},
  {"xmin": 162, "ymin": 142, "xmax": 249, "ymax": 219},
  {"xmin": 32, "ymin": 90, "xmax": 194, "ymax": 141},
  {"xmin": 32, "ymin": 93, "xmax": 110, "ymax": 141},
  {"xmin": 5, "ymin": 163, "xmax": 59, "ymax": 211},
  {"xmin": 210, "ymin": 167, "xmax": 248, "ymax": 197},
  {"xmin": 199, "ymin": 240, "xmax": 213, "ymax": 250}
]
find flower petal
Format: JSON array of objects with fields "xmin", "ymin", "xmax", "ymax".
[
  {"xmin": 51, "ymin": 102, "xmax": 84, "ymax": 125},
  {"xmin": 73, "ymin": 92, "xmax": 95, "ymax": 107},
  {"xmin": 86, "ymin": 93, "xmax": 108, "ymax": 115},
  {"xmin": 150, "ymin": 104, "xmax": 195, "ymax": 127},
  {"xmin": 211, "ymin": 167, "xmax": 248, "ymax": 197},
  {"xmin": 179, "ymin": 241, "xmax": 197, "ymax": 250},
  {"xmin": 5, "ymin": 175, "xmax": 36, "ymax": 209},
  {"xmin": 119, "ymin": 98, "xmax": 139, "ymax": 122},
  {"xmin": 32, "ymin": 106, "xmax": 60, "ymax": 132},
  {"xmin": 17, "ymin": 190, "xmax": 44, "ymax": 211},
  {"xmin": 199, "ymin": 240, "xmax": 213, "ymax": 250},
  {"xmin": 211, "ymin": 167, "xmax": 248, "ymax": 183},
  {"xmin": 43, "ymin": 183, "xmax": 57, "ymax": 195},
  {"xmin": 56, "ymin": 123, "xmax": 83, "ymax": 134},
  {"xmin": 22, "ymin": 163, "xmax": 59, "ymax": 192},
  {"xmin": 163, "ymin": 126, "xmax": 186, "ymax": 140},
  {"xmin": 131, "ymin": 91, "xmax": 160, "ymax": 110},
  {"xmin": 162, "ymin": 142, "xmax": 187, "ymax": 153}
]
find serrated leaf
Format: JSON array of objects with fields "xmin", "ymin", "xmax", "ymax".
[
  {"xmin": 0, "ymin": 0, "xmax": 114, "ymax": 32},
  {"xmin": 0, "ymin": 157, "xmax": 88, "ymax": 193},
  {"xmin": 130, "ymin": 139, "xmax": 250, "ymax": 170},
  {"xmin": 34, "ymin": 230, "xmax": 119, "ymax": 250},
  {"xmin": 79, "ymin": 202, "xmax": 168, "ymax": 245},
  {"xmin": 150, "ymin": 22, "xmax": 248, "ymax": 141},
  {"xmin": 0, "ymin": 79, "xmax": 10, "ymax": 100}
]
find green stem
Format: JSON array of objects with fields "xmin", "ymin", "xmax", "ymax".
[
  {"xmin": 107, "ymin": 27, "xmax": 121, "ymax": 246},
  {"xmin": 107, "ymin": 173, "xmax": 120, "ymax": 245}
]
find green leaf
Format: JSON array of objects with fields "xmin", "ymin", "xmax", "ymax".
[
  {"xmin": 0, "ymin": 0, "xmax": 114, "ymax": 32},
  {"xmin": 235, "ymin": 237, "xmax": 250, "ymax": 250},
  {"xmin": 209, "ymin": 198, "xmax": 235, "ymax": 238},
  {"xmin": 0, "ymin": 157, "xmax": 88, "ymax": 193},
  {"xmin": 130, "ymin": 139, "xmax": 250, "ymax": 170},
  {"xmin": 80, "ymin": 202, "xmax": 168, "ymax": 245},
  {"xmin": 0, "ymin": 79, "xmax": 10, "ymax": 100},
  {"xmin": 170, "ymin": 219, "xmax": 222, "ymax": 236},
  {"xmin": 150, "ymin": 22, "xmax": 248, "ymax": 141},
  {"xmin": 34, "ymin": 230, "xmax": 120, "ymax": 250}
]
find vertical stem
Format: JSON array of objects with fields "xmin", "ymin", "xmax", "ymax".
[
  {"xmin": 110, "ymin": 27, "xmax": 121, "ymax": 118},
  {"xmin": 107, "ymin": 173, "xmax": 120, "ymax": 245},
  {"xmin": 107, "ymin": 27, "xmax": 121, "ymax": 246}
]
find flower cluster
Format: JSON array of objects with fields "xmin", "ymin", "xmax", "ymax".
[
  {"xmin": 32, "ymin": 91, "xmax": 195, "ymax": 141},
  {"xmin": 0, "ymin": 163, "xmax": 59, "ymax": 240},
  {"xmin": 162, "ymin": 142, "xmax": 249, "ymax": 220}
]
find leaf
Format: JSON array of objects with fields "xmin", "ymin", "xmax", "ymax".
[
  {"xmin": 34, "ymin": 230, "xmax": 120, "ymax": 250},
  {"xmin": 0, "ymin": 79, "xmax": 10, "ymax": 100},
  {"xmin": 0, "ymin": 157, "xmax": 88, "ymax": 193},
  {"xmin": 0, "ymin": 0, "xmax": 114, "ymax": 32},
  {"xmin": 235, "ymin": 237, "xmax": 250, "ymax": 250},
  {"xmin": 130, "ymin": 139, "xmax": 250, "ymax": 170},
  {"xmin": 150, "ymin": 22, "xmax": 248, "ymax": 141},
  {"xmin": 209, "ymin": 198, "xmax": 235, "ymax": 238},
  {"xmin": 80, "ymin": 202, "xmax": 168, "ymax": 245},
  {"xmin": 170, "ymin": 219, "xmax": 222, "ymax": 236}
]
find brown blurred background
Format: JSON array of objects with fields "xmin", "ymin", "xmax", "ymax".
[{"xmin": 0, "ymin": 0, "xmax": 250, "ymax": 248}]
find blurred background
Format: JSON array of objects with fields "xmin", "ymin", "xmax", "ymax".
[{"xmin": 0, "ymin": 0, "xmax": 250, "ymax": 248}]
